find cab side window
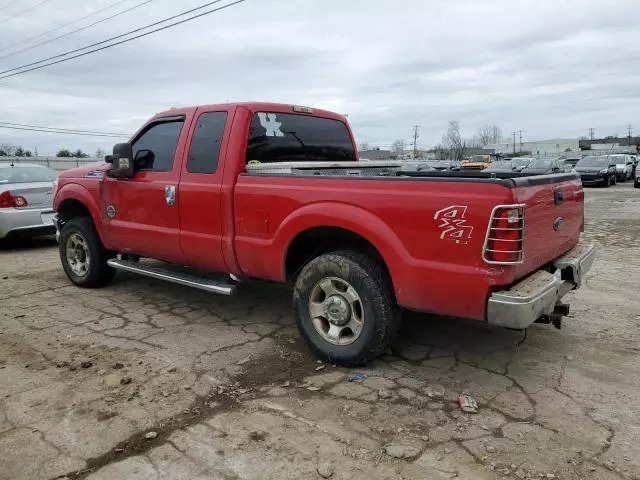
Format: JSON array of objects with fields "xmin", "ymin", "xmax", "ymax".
[
  {"xmin": 187, "ymin": 112, "xmax": 228, "ymax": 174},
  {"xmin": 132, "ymin": 120, "xmax": 184, "ymax": 172}
]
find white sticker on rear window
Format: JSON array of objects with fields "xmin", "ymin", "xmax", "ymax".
[{"xmin": 258, "ymin": 113, "xmax": 284, "ymax": 137}]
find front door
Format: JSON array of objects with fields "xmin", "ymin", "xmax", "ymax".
[{"xmin": 102, "ymin": 117, "xmax": 189, "ymax": 264}]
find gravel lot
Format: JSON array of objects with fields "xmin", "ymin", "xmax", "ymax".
[{"xmin": 1, "ymin": 183, "xmax": 639, "ymax": 480}]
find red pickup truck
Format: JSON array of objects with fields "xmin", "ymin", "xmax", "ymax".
[{"xmin": 53, "ymin": 102, "xmax": 594, "ymax": 365}]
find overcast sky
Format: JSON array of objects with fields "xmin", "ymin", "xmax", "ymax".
[{"xmin": 0, "ymin": 0, "xmax": 638, "ymax": 155}]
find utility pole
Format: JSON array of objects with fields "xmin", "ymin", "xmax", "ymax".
[
  {"xmin": 589, "ymin": 128, "xmax": 595, "ymax": 140},
  {"xmin": 512, "ymin": 131, "xmax": 517, "ymax": 155},
  {"xmin": 412, "ymin": 125, "xmax": 420, "ymax": 159},
  {"xmin": 627, "ymin": 125, "xmax": 633, "ymax": 146},
  {"xmin": 518, "ymin": 130, "xmax": 523, "ymax": 153}
]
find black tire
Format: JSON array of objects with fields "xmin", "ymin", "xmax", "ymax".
[
  {"xmin": 612, "ymin": 175, "xmax": 616, "ymax": 186},
  {"xmin": 293, "ymin": 250, "xmax": 399, "ymax": 366},
  {"xmin": 59, "ymin": 217, "xmax": 115, "ymax": 288},
  {"xmin": 604, "ymin": 176, "xmax": 611, "ymax": 188},
  {"xmin": 635, "ymin": 180, "xmax": 640, "ymax": 189}
]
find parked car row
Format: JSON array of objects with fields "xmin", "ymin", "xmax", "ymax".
[{"xmin": 573, "ymin": 154, "xmax": 638, "ymax": 187}]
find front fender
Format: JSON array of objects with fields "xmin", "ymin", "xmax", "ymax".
[
  {"xmin": 54, "ymin": 182, "xmax": 105, "ymax": 241},
  {"xmin": 275, "ymin": 202, "xmax": 411, "ymax": 292}
]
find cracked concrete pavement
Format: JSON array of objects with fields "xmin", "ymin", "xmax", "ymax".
[{"xmin": 0, "ymin": 183, "xmax": 639, "ymax": 480}]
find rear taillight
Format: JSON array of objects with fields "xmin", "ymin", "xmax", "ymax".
[
  {"xmin": 0, "ymin": 191, "xmax": 28, "ymax": 209},
  {"xmin": 483, "ymin": 204, "xmax": 525, "ymax": 264}
]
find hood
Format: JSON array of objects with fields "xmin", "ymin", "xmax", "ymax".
[
  {"xmin": 485, "ymin": 168, "xmax": 513, "ymax": 173},
  {"xmin": 575, "ymin": 166, "xmax": 605, "ymax": 172},
  {"xmin": 57, "ymin": 161, "xmax": 110, "ymax": 179},
  {"xmin": 524, "ymin": 167, "xmax": 552, "ymax": 174},
  {"xmin": 462, "ymin": 162, "xmax": 488, "ymax": 168}
]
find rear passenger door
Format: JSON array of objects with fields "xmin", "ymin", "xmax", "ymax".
[{"xmin": 178, "ymin": 108, "xmax": 230, "ymax": 272}]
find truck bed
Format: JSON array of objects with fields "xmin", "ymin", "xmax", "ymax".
[{"xmin": 233, "ymin": 169, "xmax": 583, "ymax": 321}]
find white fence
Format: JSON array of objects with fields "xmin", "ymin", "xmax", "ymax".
[{"xmin": 0, "ymin": 156, "xmax": 100, "ymax": 172}]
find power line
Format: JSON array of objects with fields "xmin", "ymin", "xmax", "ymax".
[
  {"xmin": 0, "ymin": 124, "xmax": 128, "ymax": 137},
  {"xmin": 0, "ymin": 0, "xmax": 133, "ymax": 56},
  {"xmin": 0, "ymin": 121, "xmax": 127, "ymax": 135},
  {"xmin": 0, "ymin": 121, "xmax": 127, "ymax": 137},
  {"xmin": 0, "ymin": 0, "xmax": 246, "ymax": 79},
  {"xmin": 0, "ymin": 0, "xmax": 57, "ymax": 23},
  {"xmin": 0, "ymin": 0, "xmax": 159, "ymax": 63},
  {"xmin": 0, "ymin": 79, "xmax": 167, "ymax": 106}
]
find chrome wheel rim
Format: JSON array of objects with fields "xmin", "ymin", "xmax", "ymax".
[
  {"xmin": 66, "ymin": 232, "xmax": 90, "ymax": 277},
  {"xmin": 309, "ymin": 277, "xmax": 364, "ymax": 345}
]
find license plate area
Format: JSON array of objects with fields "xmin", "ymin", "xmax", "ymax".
[{"xmin": 41, "ymin": 211, "xmax": 55, "ymax": 225}]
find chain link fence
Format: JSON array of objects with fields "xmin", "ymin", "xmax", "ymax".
[{"xmin": 0, "ymin": 156, "xmax": 100, "ymax": 172}]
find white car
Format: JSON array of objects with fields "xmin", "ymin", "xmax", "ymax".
[
  {"xmin": 0, "ymin": 163, "xmax": 58, "ymax": 242},
  {"xmin": 609, "ymin": 154, "xmax": 633, "ymax": 181}
]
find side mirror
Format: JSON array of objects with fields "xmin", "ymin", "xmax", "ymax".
[{"xmin": 106, "ymin": 143, "xmax": 134, "ymax": 178}]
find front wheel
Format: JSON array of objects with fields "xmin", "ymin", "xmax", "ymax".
[
  {"xmin": 612, "ymin": 175, "xmax": 616, "ymax": 185},
  {"xmin": 604, "ymin": 176, "xmax": 611, "ymax": 187},
  {"xmin": 293, "ymin": 251, "xmax": 399, "ymax": 366},
  {"xmin": 59, "ymin": 217, "xmax": 115, "ymax": 288}
]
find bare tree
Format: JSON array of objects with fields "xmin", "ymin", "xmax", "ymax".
[
  {"xmin": 0, "ymin": 143, "xmax": 17, "ymax": 156},
  {"xmin": 442, "ymin": 121, "xmax": 465, "ymax": 160},
  {"xmin": 476, "ymin": 124, "xmax": 503, "ymax": 146},
  {"xmin": 391, "ymin": 139, "xmax": 405, "ymax": 156}
]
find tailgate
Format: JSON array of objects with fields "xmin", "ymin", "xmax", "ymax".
[{"xmin": 512, "ymin": 174, "xmax": 584, "ymax": 280}]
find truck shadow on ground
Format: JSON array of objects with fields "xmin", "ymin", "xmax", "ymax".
[{"xmin": 0, "ymin": 234, "xmax": 57, "ymax": 251}]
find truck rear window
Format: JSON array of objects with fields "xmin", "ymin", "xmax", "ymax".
[{"xmin": 246, "ymin": 112, "xmax": 354, "ymax": 164}]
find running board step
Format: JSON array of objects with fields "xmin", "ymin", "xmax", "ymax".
[{"xmin": 106, "ymin": 259, "xmax": 236, "ymax": 296}]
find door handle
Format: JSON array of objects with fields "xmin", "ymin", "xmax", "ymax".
[
  {"xmin": 165, "ymin": 185, "xmax": 176, "ymax": 206},
  {"xmin": 554, "ymin": 190, "xmax": 564, "ymax": 205}
]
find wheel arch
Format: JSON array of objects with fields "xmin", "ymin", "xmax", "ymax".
[
  {"xmin": 55, "ymin": 184, "xmax": 105, "ymax": 241},
  {"xmin": 279, "ymin": 203, "xmax": 410, "ymax": 295}
]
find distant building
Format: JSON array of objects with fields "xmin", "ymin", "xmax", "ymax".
[
  {"xmin": 579, "ymin": 137, "xmax": 639, "ymax": 153},
  {"xmin": 485, "ymin": 138, "xmax": 579, "ymax": 156},
  {"xmin": 358, "ymin": 149, "xmax": 394, "ymax": 160}
]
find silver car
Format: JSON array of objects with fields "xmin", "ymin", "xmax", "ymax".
[{"xmin": 0, "ymin": 163, "xmax": 58, "ymax": 241}]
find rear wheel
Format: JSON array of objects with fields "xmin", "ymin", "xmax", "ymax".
[
  {"xmin": 293, "ymin": 251, "xmax": 399, "ymax": 366},
  {"xmin": 59, "ymin": 217, "xmax": 115, "ymax": 288}
]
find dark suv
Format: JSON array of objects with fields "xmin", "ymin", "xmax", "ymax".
[{"xmin": 574, "ymin": 156, "xmax": 616, "ymax": 187}]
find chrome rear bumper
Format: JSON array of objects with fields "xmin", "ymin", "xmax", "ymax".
[{"xmin": 487, "ymin": 242, "xmax": 596, "ymax": 329}]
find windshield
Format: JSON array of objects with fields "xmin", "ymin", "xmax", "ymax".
[
  {"xmin": 430, "ymin": 160, "xmax": 453, "ymax": 167},
  {"xmin": 527, "ymin": 158, "xmax": 553, "ymax": 168},
  {"xmin": 469, "ymin": 155, "xmax": 489, "ymax": 162},
  {"xmin": 609, "ymin": 155, "xmax": 627, "ymax": 165},
  {"xmin": 0, "ymin": 165, "xmax": 57, "ymax": 184},
  {"xmin": 485, "ymin": 161, "xmax": 511, "ymax": 171},
  {"xmin": 576, "ymin": 157, "xmax": 609, "ymax": 167},
  {"xmin": 512, "ymin": 158, "xmax": 531, "ymax": 168}
]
